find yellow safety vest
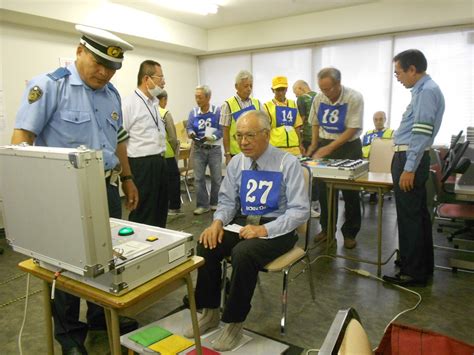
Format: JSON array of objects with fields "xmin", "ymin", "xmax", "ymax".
[
  {"xmin": 226, "ymin": 96, "xmax": 261, "ymax": 155},
  {"xmin": 362, "ymin": 128, "xmax": 394, "ymax": 158},
  {"xmin": 264, "ymin": 99, "xmax": 300, "ymax": 149},
  {"xmin": 159, "ymin": 107, "xmax": 175, "ymax": 158}
]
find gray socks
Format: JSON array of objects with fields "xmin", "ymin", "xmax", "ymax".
[
  {"xmin": 183, "ymin": 308, "xmax": 220, "ymax": 338},
  {"xmin": 212, "ymin": 322, "xmax": 243, "ymax": 351}
]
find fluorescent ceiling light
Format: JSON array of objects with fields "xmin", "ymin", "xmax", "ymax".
[{"xmin": 150, "ymin": 0, "xmax": 219, "ymax": 15}]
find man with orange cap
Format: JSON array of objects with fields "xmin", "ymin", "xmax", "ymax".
[{"xmin": 264, "ymin": 76, "xmax": 303, "ymax": 155}]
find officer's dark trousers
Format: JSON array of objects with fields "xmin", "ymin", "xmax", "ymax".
[
  {"xmin": 129, "ymin": 154, "xmax": 168, "ymax": 227},
  {"xmin": 194, "ymin": 216, "xmax": 297, "ymax": 323},
  {"xmin": 53, "ymin": 182, "xmax": 122, "ymax": 352},
  {"xmin": 318, "ymin": 139, "xmax": 362, "ymax": 239},
  {"xmin": 392, "ymin": 151, "xmax": 434, "ymax": 281},
  {"xmin": 166, "ymin": 157, "xmax": 181, "ymax": 210}
]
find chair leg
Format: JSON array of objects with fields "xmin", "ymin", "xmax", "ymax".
[
  {"xmin": 183, "ymin": 177, "xmax": 192, "ymax": 202},
  {"xmin": 280, "ymin": 269, "xmax": 290, "ymax": 335},
  {"xmin": 305, "ymin": 255, "xmax": 316, "ymax": 301}
]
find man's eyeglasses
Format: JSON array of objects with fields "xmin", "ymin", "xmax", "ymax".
[{"xmin": 234, "ymin": 129, "xmax": 267, "ymax": 142}]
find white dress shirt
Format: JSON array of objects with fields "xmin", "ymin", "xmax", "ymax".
[{"xmin": 122, "ymin": 89, "xmax": 166, "ymax": 158}]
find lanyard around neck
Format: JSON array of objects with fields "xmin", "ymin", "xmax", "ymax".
[{"xmin": 135, "ymin": 90, "xmax": 160, "ymax": 131}]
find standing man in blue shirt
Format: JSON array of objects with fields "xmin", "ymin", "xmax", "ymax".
[
  {"xmin": 187, "ymin": 85, "xmax": 223, "ymax": 215},
  {"xmin": 383, "ymin": 49, "xmax": 445, "ymax": 287},
  {"xmin": 183, "ymin": 110, "xmax": 309, "ymax": 351},
  {"xmin": 11, "ymin": 25, "xmax": 139, "ymax": 355}
]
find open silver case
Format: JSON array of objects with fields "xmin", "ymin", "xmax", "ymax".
[{"xmin": 0, "ymin": 145, "xmax": 194, "ymax": 295}]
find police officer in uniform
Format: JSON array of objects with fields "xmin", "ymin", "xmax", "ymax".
[
  {"xmin": 12, "ymin": 25, "xmax": 138, "ymax": 355},
  {"xmin": 383, "ymin": 49, "xmax": 444, "ymax": 286},
  {"xmin": 183, "ymin": 110, "xmax": 309, "ymax": 351}
]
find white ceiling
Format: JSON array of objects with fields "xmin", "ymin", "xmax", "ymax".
[{"xmin": 112, "ymin": 0, "xmax": 376, "ymax": 29}]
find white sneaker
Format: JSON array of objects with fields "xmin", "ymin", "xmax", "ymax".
[
  {"xmin": 311, "ymin": 208, "xmax": 320, "ymax": 218},
  {"xmin": 193, "ymin": 207, "xmax": 210, "ymax": 215},
  {"xmin": 210, "ymin": 205, "xmax": 218, "ymax": 211}
]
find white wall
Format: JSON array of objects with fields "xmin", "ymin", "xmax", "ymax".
[
  {"xmin": 207, "ymin": 0, "xmax": 474, "ymax": 53},
  {"xmin": 0, "ymin": 21, "xmax": 198, "ymax": 145}
]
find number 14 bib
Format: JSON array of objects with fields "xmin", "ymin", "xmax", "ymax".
[
  {"xmin": 240, "ymin": 170, "xmax": 282, "ymax": 215},
  {"xmin": 317, "ymin": 102, "xmax": 348, "ymax": 134}
]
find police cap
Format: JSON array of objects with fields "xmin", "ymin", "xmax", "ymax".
[{"xmin": 76, "ymin": 24, "xmax": 133, "ymax": 70}]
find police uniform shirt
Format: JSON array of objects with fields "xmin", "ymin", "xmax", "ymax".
[
  {"xmin": 213, "ymin": 144, "xmax": 310, "ymax": 238},
  {"xmin": 308, "ymin": 86, "xmax": 364, "ymax": 141},
  {"xmin": 15, "ymin": 63, "xmax": 122, "ymax": 170},
  {"xmin": 219, "ymin": 95, "xmax": 263, "ymax": 127},
  {"xmin": 393, "ymin": 74, "xmax": 444, "ymax": 172},
  {"xmin": 122, "ymin": 89, "xmax": 166, "ymax": 158}
]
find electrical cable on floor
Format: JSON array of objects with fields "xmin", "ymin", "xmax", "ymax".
[
  {"xmin": 343, "ymin": 266, "xmax": 423, "ymax": 354},
  {"xmin": 18, "ymin": 273, "xmax": 31, "ymax": 355},
  {"xmin": 0, "ymin": 272, "xmax": 26, "ymax": 286},
  {"xmin": 0, "ymin": 289, "xmax": 41, "ymax": 308}
]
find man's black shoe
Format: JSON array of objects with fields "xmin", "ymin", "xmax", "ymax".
[
  {"xmin": 62, "ymin": 346, "xmax": 87, "ymax": 355},
  {"xmin": 383, "ymin": 273, "xmax": 427, "ymax": 287},
  {"xmin": 89, "ymin": 316, "xmax": 139, "ymax": 334}
]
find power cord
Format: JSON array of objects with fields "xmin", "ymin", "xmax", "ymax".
[
  {"xmin": 342, "ymin": 267, "xmax": 422, "ymax": 334},
  {"xmin": 18, "ymin": 273, "xmax": 31, "ymax": 355}
]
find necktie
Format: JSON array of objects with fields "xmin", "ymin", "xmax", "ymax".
[{"xmin": 246, "ymin": 159, "xmax": 261, "ymax": 226}]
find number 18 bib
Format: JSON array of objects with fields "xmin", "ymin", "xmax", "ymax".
[
  {"xmin": 317, "ymin": 102, "xmax": 348, "ymax": 134},
  {"xmin": 240, "ymin": 170, "xmax": 282, "ymax": 215}
]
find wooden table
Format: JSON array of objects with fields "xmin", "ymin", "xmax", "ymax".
[
  {"xmin": 324, "ymin": 172, "xmax": 399, "ymax": 276},
  {"xmin": 18, "ymin": 256, "xmax": 205, "ymax": 355}
]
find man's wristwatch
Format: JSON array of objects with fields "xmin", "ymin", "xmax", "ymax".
[
  {"xmin": 224, "ymin": 152, "xmax": 231, "ymax": 157},
  {"xmin": 120, "ymin": 175, "xmax": 134, "ymax": 182}
]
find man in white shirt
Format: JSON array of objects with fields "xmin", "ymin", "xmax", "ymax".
[{"xmin": 122, "ymin": 60, "xmax": 168, "ymax": 227}]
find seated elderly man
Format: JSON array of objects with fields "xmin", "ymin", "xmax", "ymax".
[{"xmin": 184, "ymin": 110, "xmax": 309, "ymax": 351}]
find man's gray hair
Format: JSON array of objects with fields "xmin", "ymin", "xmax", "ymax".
[
  {"xmin": 235, "ymin": 70, "xmax": 253, "ymax": 85},
  {"xmin": 238, "ymin": 110, "xmax": 271, "ymax": 131},
  {"xmin": 317, "ymin": 67, "xmax": 341, "ymax": 83},
  {"xmin": 157, "ymin": 90, "xmax": 168, "ymax": 100},
  {"xmin": 196, "ymin": 85, "xmax": 212, "ymax": 97}
]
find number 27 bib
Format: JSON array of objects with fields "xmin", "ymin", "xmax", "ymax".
[
  {"xmin": 240, "ymin": 170, "xmax": 282, "ymax": 215},
  {"xmin": 317, "ymin": 102, "xmax": 348, "ymax": 134}
]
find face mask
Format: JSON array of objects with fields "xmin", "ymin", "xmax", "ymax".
[{"xmin": 147, "ymin": 79, "xmax": 164, "ymax": 97}]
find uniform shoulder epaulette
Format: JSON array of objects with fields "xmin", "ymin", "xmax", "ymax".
[
  {"xmin": 107, "ymin": 82, "xmax": 122, "ymax": 105},
  {"xmin": 47, "ymin": 67, "xmax": 71, "ymax": 81}
]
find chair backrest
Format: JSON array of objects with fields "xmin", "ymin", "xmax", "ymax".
[
  {"xmin": 297, "ymin": 164, "xmax": 312, "ymax": 251},
  {"xmin": 175, "ymin": 120, "xmax": 189, "ymax": 147},
  {"xmin": 368, "ymin": 138, "xmax": 394, "ymax": 173}
]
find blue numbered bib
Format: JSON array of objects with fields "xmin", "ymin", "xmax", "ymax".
[
  {"xmin": 192, "ymin": 111, "xmax": 219, "ymax": 138},
  {"xmin": 275, "ymin": 106, "xmax": 297, "ymax": 127},
  {"xmin": 362, "ymin": 130, "xmax": 384, "ymax": 146},
  {"xmin": 232, "ymin": 105, "xmax": 256, "ymax": 121},
  {"xmin": 240, "ymin": 170, "xmax": 282, "ymax": 215},
  {"xmin": 317, "ymin": 102, "xmax": 348, "ymax": 134}
]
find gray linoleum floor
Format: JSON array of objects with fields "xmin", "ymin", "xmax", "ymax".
[{"xmin": 1, "ymin": 191, "xmax": 473, "ymax": 354}]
